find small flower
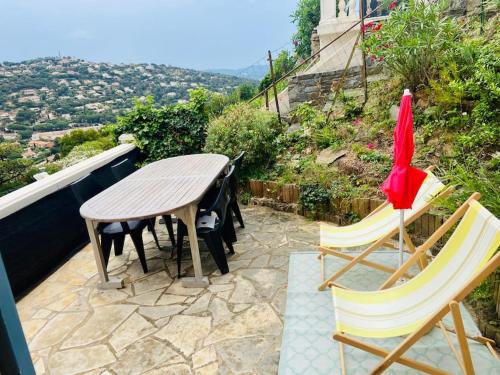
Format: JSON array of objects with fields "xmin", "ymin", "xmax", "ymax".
[
  {"xmin": 353, "ymin": 118, "xmax": 362, "ymax": 126},
  {"xmin": 389, "ymin": 1, "xmax": 398, "ymax": 10},
  {"xmin": 293, "ymin": 40, "xmax": 300, "ymax": 47},
  {"xmin": 378, "ymin": 56, "xmax": 385, "ymax": 62},
  {"xmin": 367, "ymin": 143, "xmax": 375, "ymax": 150},
  {"xmin": 372, "ymin": 23, "xmax": 382, "ymax": 31}
]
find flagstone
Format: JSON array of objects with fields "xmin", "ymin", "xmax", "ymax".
[
  {"xmin": 208, "ymin": 297, "xmax": 233, "ymax": 326},
  {"xmin": 21, "ymin": 319, "xmax": 47, "ymax": 342},
  {"xmin": 208, "ymin": 284, "xmax": 234, "ymax": 293},
  {"xmin": 31, "ymin": 308, "xmax": 52, "ymax": 320},
  {"xmin": 155, "ymin": 315, "xmax": 212, "ymax": 356},
  {"xmin": 109, "ymin": 312, "xmax": 157, "ymax": 352},
  {"xmin": 209, "ymin": 273, "xmax": 235, "ymax": 285},
  {"xmin": 48, "ymin": 345, "xmax": 115, "ymax": 375},
  {"xmin": 30, "ymin": 312, "xmax": 88, "ymax": 350},
  {"xmin": 111, "ymin": 337, "xmax": 179, "ymax": 375},
  {"xmin": 194, "ymin": 362, "xmax": 219, "ymax": 375},
  {"xmin": 192, "ymin": 345, "xmax": 217, "ymax": 369},
  {"xmin": 204, "ymin": 304, "xmax": 282, "ymax": 346},
  {"xmin": 144, "ymin": 363, "xmax": 192, "ymax": 375},
  {"xmin": 89, "ymin": 288, "xmax": 129, "ymax": 306},
  {"xmin": 217, "ymin": 290, "xmax": 231, "ymax": 299},
  {"xmin": 249, "ymin": 254, "xmax": 270, "ymax": 268},
  {"xmin": 232, "ymin": 304, "xmax": 251, "ymax": 313},
  {"xmin": 46, "ymin": 291, "xmax": 80, "ymax": 311},
  {"xmin": 61, "ymin": 305, "xmax": 136, "ymax": 348},
  {"xmin": 166, "ymin": 280, "xmax": 204, "ymax": 296},
  {"xmin": 238, "ymin": 268, "xmax": 288, "ymax": 299},
  {"xmin": 183, "ymin": 293, "xmax": 212, "ymax": 314},
  {"xmin": 139, "ymin": 304, "xmax": 185, "ymax": 320},
  {"xmin": 127, "ymin": 289, "xmax": 164, "ymax": 306},
  {"xmin": 215, "ymin": 337, "xmax": 273, "ymax": 374},
  {"xmin": 156, "ymin": 294, "xmax": 188, "ymax": 305},
  {"xmin": 229, "ymin": 277, "xmax": 260, "ymax": 304},
  {"xmin": 133, "ymin": 271, "xmax": 172, "ymax": 295}
]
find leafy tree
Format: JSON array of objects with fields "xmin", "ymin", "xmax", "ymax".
[
  {"xmin": 291, "ymin": 0, "xmax": 321, "ymax": 59},
  {"xmin": 15, "ymin": 108, "xmax": 37, "ymax": 124},
  {"xmin": 236, "ymin": 83, "xmax": 257, "ymax": 101},
  {"xmin": 59, "ymin": 129, "xmax": 101, "ymax": 156},
  {"xmin": 0, "ymin": 143, "xmax": 32, "ymax": 186},
  {"xmin": 259, "ymin": 50, "xmax": 297, "ymax": 91}
]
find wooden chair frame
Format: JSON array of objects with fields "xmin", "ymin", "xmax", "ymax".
[
  {"xmin": 318, "ymin": 179, "xmax": 455, "ymax": 291},
  {"xmin": 333, "ymin": 194, "xmax": 499, "ymax": 375}
]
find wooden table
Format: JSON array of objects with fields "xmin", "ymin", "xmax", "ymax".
[{"xmin": 80, "ymin": 154, "xmax": 229, "ymax": 289}]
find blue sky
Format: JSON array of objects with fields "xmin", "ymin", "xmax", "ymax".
[{"xmin": 0, "ymin": 0, "xmax": 297, "ymax": 70}]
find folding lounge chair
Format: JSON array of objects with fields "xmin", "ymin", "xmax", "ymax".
[
  {"xmin": 318, "ymin": 167, "xmax": 453, "ymax": 290},
  {"xmin": 332, "ymin": 194, "xmax": 500, "ymax": 374}
]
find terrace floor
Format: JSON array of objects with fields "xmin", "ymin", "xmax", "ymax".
[{"xmin": 17, "ymin": 205, "xmax": 320, "ymax": 375}]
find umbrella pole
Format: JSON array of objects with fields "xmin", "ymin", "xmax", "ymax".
[{"xmin": 399, "ymin": 210, "xmax": 405, "ymax": 267}]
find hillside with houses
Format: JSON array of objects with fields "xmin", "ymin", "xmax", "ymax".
[{"xmin": 0, "ymin": 57, "xmax": 252, "ymax": 142}]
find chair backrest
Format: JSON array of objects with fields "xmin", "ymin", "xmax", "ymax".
[
  {"xmin": 229, "ymin": 152, "xmax": 244, "ymax": 197},
  {"xmin": 70, "ymin": 174, "xmax": 104, "ymax": 205},
  {"xmin": 111, "ymin": 159, "xmax": 136, "ymax": 182},
  {"xmin": 233, "ymin": 151, "xmax": 245, "ymax": 173},
  {"xmin": 321, "ymin": 171, "xmax": 446, "ymax": 247},
  {"xmin": 332, "ymin": 199, "xmax": 500, "ymax": 338},
  {"xmin": 208, "ymin": 166, "xmax": 234, "ymax": 226}
]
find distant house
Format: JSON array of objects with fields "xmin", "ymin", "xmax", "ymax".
[
  {"xmin": 29, "ymin": 140, "xmax": 55, "ymax": 149},
  {"xmin": 22, "ymin": 148, "xmax": 36, "ymax": 159}
]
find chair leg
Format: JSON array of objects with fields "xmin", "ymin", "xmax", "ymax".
[
  {"xmin": 176, "ymin": 220, "xmax": 187, "ymax": 278},
  {"xmin": 148, "ymin": 220, "xmax": 162, "ymax": 251},
  {"xmin": 101, "ymin": 234, "xmax": 113, "ymax": 267},
  {"xmin": 450, "ymin": 301, "xmax": 475, "ymax": 375},
  {"xmin": 113, "ymin": 234, "xmax": 126, "ymax": 256},
  {"xmin": 129, "ymin": 232, "xmax": 148, "ymax": 273},
  {"xmin": 224, "ymin": 216, "xmax": 237, "ymax": 243},
  {"xmin": 231, "ymin": 200, "xmax": 245, "ymax": 228},
  {"xmin": 163, "ymin": 215, "xmax": 176, "ymax": 247},
  {"xmin": 203, "ymin": 232, "xmax": 229, "ymax": 274},
  {"xmin": 222, "ymin": 221, "xmax": 235, "ymax": 254}
]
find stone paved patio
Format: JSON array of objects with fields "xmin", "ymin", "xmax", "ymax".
[{"xmin": 17, "ymin": 205, "xmax": 320, "ymax": 375}]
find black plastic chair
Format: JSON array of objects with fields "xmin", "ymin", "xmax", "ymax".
[
  {"xmin": 176, "ymin": 167, "xmax": 236, "ymax": 276},
  {"xmin": 230, "ymin": 151, "xmax": 245, "ymax": 228},
  {"xmin": 71, "ymin": 174, "xmax": 151, "ymax": 273},
  {"xmin": 111, "ymin": 159, "xmax": 176, "ymax": 251}
]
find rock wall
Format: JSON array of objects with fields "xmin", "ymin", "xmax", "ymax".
[{"xmin": 288, "ymin": 66, "xmax": 363, "ymax": 110}]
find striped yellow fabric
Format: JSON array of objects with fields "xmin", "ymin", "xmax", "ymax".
[
  {"xmin": 332, "ymin": 201, "xmax": 500, "ymax": 338},
  {"xmin": 320, "ymin": 172, "xmax": 445, "ymax": 248}
]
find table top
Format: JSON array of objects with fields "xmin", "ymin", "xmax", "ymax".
[{"xmin": 80, "ymin": 154, "xmax": 229, "ymax": 222}]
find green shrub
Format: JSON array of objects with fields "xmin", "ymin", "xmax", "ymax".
[
  {"xmin": 438, "ymin": 164, "xmax": 500, "ymax": 218},
  {"xmin": 362, "ymin": 0, "xmax": 459, "ymax": 90},
  {"xmin": 291, "ymin": 0, "xmax": 321, "ymax": 58},
  {"xmin": 259, "ymin": 50, "xmax": 297, "ymax": 92},
  {"xmin": 299, "ymin": 183, "xmax": 331, "ymax": 213},
  {"xmin": 204, "ymin": 103, "xmax": 284, "ymax": 179},
  {"xmin": 116, "ymin": 89, "xmax": 209, "ymax": 162}
]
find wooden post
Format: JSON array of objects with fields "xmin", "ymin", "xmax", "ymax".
[
  {"xmin": 265, "ymin": 90, "xmax": 270, "ymax": 110},
  {"xmin": 360, "ymin": 0, "xmax": 368, "ymax": 104},
  {"xmin": 267, "ymin": 50, "xmax": 282, "ymax": 124}
]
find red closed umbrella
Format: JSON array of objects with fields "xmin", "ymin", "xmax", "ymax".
[{"xmin": 381, "ymin": 89, "xmax": 427, "ymax": 266}]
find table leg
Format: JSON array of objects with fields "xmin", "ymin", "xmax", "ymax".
[
  {"xmin": 175, "ymin": 205, "xmax": 209, "ymax": 288},
  {"xmin": 85, "ymin": 219, "xmax": 124, "ymax": 289}
]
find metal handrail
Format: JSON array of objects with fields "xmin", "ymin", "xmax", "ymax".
[{"xmin": 249, "ymin": 1, "xmax": 387, "ymax": 103}]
